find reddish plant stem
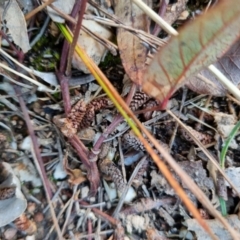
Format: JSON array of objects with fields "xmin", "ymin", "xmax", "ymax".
[
  {"xmin": 59, "ymin": 40, "xmax": 69, "ymax": 74},
  {"xmin": 70, "ymin": 135, "xmax": 91, "ymax": 168},
  {"xmin": 58, "ymin": 0, "xmax": 79, "ymax": 74},
  {"xmin": 89, "ymin": 116, "xmax": 123, "ymax": 159},
  {"xmin": 126, "ymin": 83, "xmax": 137, "ymax": 105},
  {"xmin": 58, "ymin": 0, "xmax": 84, "ymax": 113},
  {"xmin": 75, "ymin": 134, "xmax": 89, "ymax": 155},
  {"xmin": 68, "ymin": 0, "xmax": 83, "ymax": 30},
  {"xmin": 70, "ymin": 135, "xmax": 99, "ymax": 195},
  {"xmin": 87, "ymin": 219, "xmax": 93, "ymax": 240},
  {"xmin": 66, "ymin": 0, "xmax": 87, "ymax": 75},
  {"xmin": 56, "ymin": 70, "xmax": 72, "ymax": 114},
  {"xmin": 0, "ymin": 31, "xmax": 19, "ymax": 54},
  {"xmin": 152, "ymin": 0, "xmax": 168, "ymax": 36},
  {"xmin": 14, "ymin": 86, "xmax": 52, "ymax": 198},
  {"xmin": 57, "ymin": 1, "xmax": 99, "ymax": 194},
  {"xmin": 12, "ymin": 50, "xmax": 53, "ymax": 198},
  {"xmin": 134, "ymin": 104, "xmax": 162, "ymax": 114}
]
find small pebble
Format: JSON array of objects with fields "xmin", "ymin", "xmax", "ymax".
[{"xmin": 4, "ymin": 228, "xmax": 17, "ymax": 240}]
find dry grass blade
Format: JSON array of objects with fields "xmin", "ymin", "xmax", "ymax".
[
  {"xmin": 131, "ymin": 0, "xmax": 178, "ymax": 35},
  {"xmin": 112, "ymin": 156, "xmax": 147, "ymax": 218},
  {"xmin": 57, "ymin": 24, "xmax": 222, "ymax": 239},
  {"xmin": 0, "ymin": 60, "xmax": 55, "ymax": 92}
]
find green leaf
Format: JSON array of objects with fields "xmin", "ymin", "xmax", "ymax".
[{"xmin": 142, "ymin": 1, "xmax": 240, "ymax": 108}]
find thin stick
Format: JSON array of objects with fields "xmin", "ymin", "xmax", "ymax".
[
  {"xmin": 208, "ymin": 64, "xmax": 240, "ymax": 101},
  {"xmin": 49, "ymin": 3, "xmax": 76, "ymax": 24},
  {"xmin": 25, "ymin": 0, "xmax": 56, "ymax": 20},
  {"xmin": 118, "ymin": 137, "xmax": 127, "ymax": 183},
  {"xmin": 66, "ymin": 0, "xmax": 87, "ymax": 75},
  {"xmin": 0, "ymin": 61, "xmax": 55, "ymax": 92},
  {"xmin": 61, "ymin": 185, "xmax": 78, "ymax": 234},
  {"xmin": 112, "ymin": 156, "xmax": 147, "ymax": 218},
  {"xmin": 131, "ymin": 0, "xmax": 178, "ymax": 36}
]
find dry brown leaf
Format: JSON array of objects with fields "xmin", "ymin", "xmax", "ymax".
[
  {"xmin": 63, "ymin": 154, "xmax": 87, "ymax": 185},
  {"xmin": 14, "ymin": 214, "xmax": 37, "ymax": 235},
  {"xmin": 72, "ymin": 19, "xmax": 113, "ymax": 73},
  {"xmin": 114, "ymin": 0, "xmax": 151, "ymax": 85},
  {"xmin": 2, "ymin": 0, "xmax": 30, "ymax": 53}
]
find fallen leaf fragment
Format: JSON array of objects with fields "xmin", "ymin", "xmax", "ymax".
[
  {"xmin": 13, "ymin": 157, "xmax": 42, "ymax": 188},
  {"xmin": 186, "ymin": 214, "xmax": 240, "ymax": 240},
  {"xmin": 63, "ymin": 153, "xmax": 87, "ymax": 185},
  {"xmin": 122, "ymin": 214, "xmax": 150, "ymax": 234},
  {"xmin": 214, "ymin": 113, "xmax": 236, "ymax": 139},
  {"xmin": 0, "ymin": 162, "xmax": 27, "ymax": 227},
  {"xmin": 225, "ymin": 167, "xmax": 240, "ymax": 197},
  {"xmin": 14, "ymin": 214, "xmax": 37, "ymax": 235},
  {"xmin": 114, "ymin": 0, "xmax": 151, "ymax": 85},
  {"xmin": 3, "ymin": 0, "xmax": 30, "ymax": 53},
  {"xmin": 72, "ymin": 19, "xmax": 113, "ymax": 73}
]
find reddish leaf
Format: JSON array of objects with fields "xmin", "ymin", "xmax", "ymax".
[{"xmin": 141, "ymin": 0, "xmax": 240, "ymax": 108}]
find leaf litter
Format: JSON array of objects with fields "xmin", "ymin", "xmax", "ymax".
[{"xmin": 0, "ymin": 0, "xmax": 240, "ymax": 239}]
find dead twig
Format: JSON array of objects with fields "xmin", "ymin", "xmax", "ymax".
[{"xmin": 25, "ymin": 0, "xmax": 56, "ymax": 21}]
